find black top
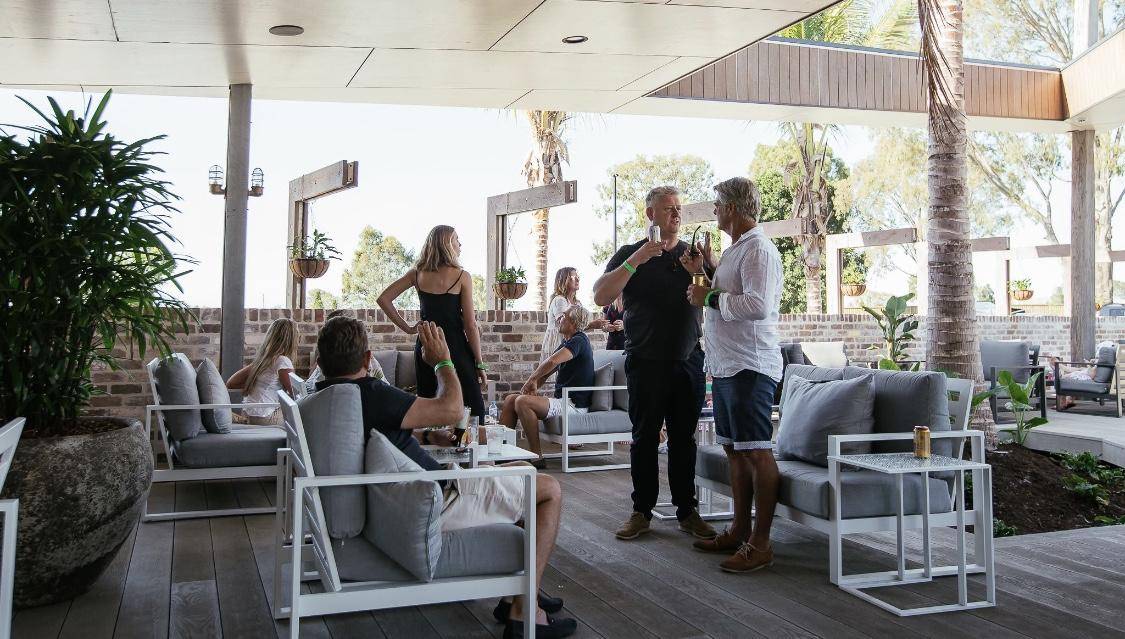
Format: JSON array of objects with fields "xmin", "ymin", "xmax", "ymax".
[
  {"xmin": 315, "ymin": 377, "xmax": 440, "ymax": 472},
  {"xmin": 605, "ymin": 239, "xmax": 702, "ymax": 361},
  {"xmin": 603, "ymin": 303, "xmax": 625, "ymax": 351},
  {"xmin": 554, "ymin": 331, "xmax": 595, "ymax": 408}
]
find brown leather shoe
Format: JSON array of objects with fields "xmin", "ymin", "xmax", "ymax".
[
  {"xmin": 615, "ymin": 512, "xmax": 651, "ymax": 540},
  {"xmin": 678, "ymin": 511, "xmax": 717, "ymax": 539},
  {"xmin": 693, "ymin": 528, "xmax": 743, "ymax": 553},
  {"xmin": 720, "ymin": 542, "xmax": 774, "ymax": 573}
]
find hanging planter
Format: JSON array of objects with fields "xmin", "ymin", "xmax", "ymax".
[
  {"xmin": 289, "ymin": 258, "xmax": 330, "ymax": 279},
  {"xmin": 842, "ymin": 283, "xmax": 867, "ymax": 297},
  {"xmin": 495, "ymin": 267, "xmax": 528, "ymax": 300},
  {"xmin": 1010, "ymin": 278, "xmax": 1033, "ymax": 302},
  {"xmin": 288, "ymin": 229, "xmax": 341, "ymax": 280}
]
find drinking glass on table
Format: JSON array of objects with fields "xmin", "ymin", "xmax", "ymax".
[{"xmin": 486, "ymin": 426, "xmax": 505, "ymax": 455}]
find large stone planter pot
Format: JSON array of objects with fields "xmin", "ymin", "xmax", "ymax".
[{"xmin": 1, "ymin": 417, "xmax": 152, "ymax": 608}]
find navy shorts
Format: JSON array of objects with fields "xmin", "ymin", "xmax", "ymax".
[{"xmin": 712, "ymin": 369, "xmax": 777, "ymax": 450}]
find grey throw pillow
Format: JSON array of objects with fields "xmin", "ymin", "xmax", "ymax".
[
  {"xmin": 299, "ymin": 384, "xmax": 366, "ymax": 538},
  {"xmin": 613, "ymin": 364, "xmax": 630, "ymax": 412},
  {"xmin": 152, "ymin": 354, "xmax": 203, "ymax": 441},
  {"xmin": 589, "ymin": 364, "xmax": 614, "ymax": 412},
  {"xmin": 364, "ymin": 431, "xmax": 443, "ymax": 581},
  {"xmin": 373, "ymin": 351, "xmax": 398, "ymax": 387},
  {"xmin": 195, "ymin": 359, "xmax": 232, "ymax": 434},
  {"xmin": 1093, "ymin": 346, "xmax": 1117, "ymax": 383},
  {"xmin": 777, "ymin": 375, "xmax": 875, "ymax": 466}
]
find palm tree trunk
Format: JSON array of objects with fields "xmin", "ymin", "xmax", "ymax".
[
  {"xmin": 533, "ymin": 208, "xmax": 550, "ymax": 309},
  {"xmin": 921, "ymin": 0, "xmax": 994, "ymax": 444}
]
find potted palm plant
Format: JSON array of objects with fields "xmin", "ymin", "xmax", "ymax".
[
  {"xmin": 288, "ymin": 229, "xmax": 341, "ymax": 279},
  {"xmin": 494, "ymin": 266, "xmax": 528, "ymax": 301},
  {"xmin": 861, "ymin": 293, "xmax": 920, "ymax": 370},
  {"xmin": 0, "ymin": 91, "xmax": 194, "ymax": 606},
  {"xmin": 1010, "ymin": 278, "xmax": 1033, "ymax": 302}
]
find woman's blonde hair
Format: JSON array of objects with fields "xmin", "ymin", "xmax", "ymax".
[
  {"xmin": 551, "ymin": 267, "xmax": 578, "ymax": 305},
  {"xmin": 416, "ymin": 225, "xmax": 460, "ymax": 272},
  {"xmin": 244, "ymin": 318, "xmax": 298, "ymax": 393}
]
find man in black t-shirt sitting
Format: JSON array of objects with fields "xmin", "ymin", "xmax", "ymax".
[
  {"xmin": 498, "ymin": 304, "xmax": 595, "ymax": 467},
  {"xmin": 313, "ymin": 316, "xmax": 575, "ymax": 638}
]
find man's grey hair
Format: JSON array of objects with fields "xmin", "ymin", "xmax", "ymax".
[
  {"xmin": 645, "ymin": 185, "xmax": 680, "ymax": 209},
  {"xmin": 714, "ymin": 177, "xmax": 761, "ymax": 222},
  {"xmin": 563, "ymin": 304, "xmax": 592, "ymax": 332}
]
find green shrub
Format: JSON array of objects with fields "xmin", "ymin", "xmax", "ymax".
[
  {"xmin": 993, "ymin": 519, "xmax": 1018, "ymax": 537},
  {"xmin": 1062, "ymin": 474, "xmax": 1110, "ymax": 507}
]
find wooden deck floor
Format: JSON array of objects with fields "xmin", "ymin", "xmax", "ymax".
[{"xmin": 14, "ymin": 454, "xmax": 1125, "ymax": 639}]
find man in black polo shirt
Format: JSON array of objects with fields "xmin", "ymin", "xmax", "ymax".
[{"xmin": 593, "ymin": 185, "xmax": 716, "ymax": 542}]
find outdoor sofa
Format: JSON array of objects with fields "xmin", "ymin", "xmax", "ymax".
[
  {"xmin": 694, "ymin": 365, "xmax": 980, "ymax": 586},
  {"xmin": 537, "ymin": 349, "xmax": 631, "ymax": 472},
  {"xmin": 272, "ymin": 388, "xmax": 536, "ymax": 638}
]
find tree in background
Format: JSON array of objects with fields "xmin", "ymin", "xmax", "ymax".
[
  {"xmin": 780, "ymin": 0, "xmax": 918, "ymax": 49},
  {"xmin": 591, "ymin": 154, "xmax": 715, "ymax": 264},
  {"xmin": 340, "ymin": 226, "xmax": 417, "ymax": 309},
  {"xmin": 309, "ymin": 289, "xmax": 340, "ymax": 310},
  {"xmin": 964, "ymin": 0, "xmax": 1125, "ymax": 303},
  {"xmin": 750, "ymin": 142, "xmax": 866, "ymax": 313},
  {"xmin": 471, "ymin": 274, "xmax": 487, "ymax": 313},
  {"xmin": 522, "ymin": 110, "xmax": 572, "ymax": 310},
  {"xmin": 847, "ymin": 127, "xmax": 1011, "ymax": 283}
]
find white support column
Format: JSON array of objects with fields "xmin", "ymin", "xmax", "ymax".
[
  {"xmin": 220, "ymin": 83, "xmax": 252, "ymax": 379},
  {"xmin": 916, "ymin": 242, "xmax": 929, "ymax": 316},
  {"xmin": 1073, "ymin": 0, "xmax": 1100, "ymax": 56}
]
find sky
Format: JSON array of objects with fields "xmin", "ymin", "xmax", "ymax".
[{"xmin": 0, "ymin": 87, "xmax": 1104, "ymax": 311}]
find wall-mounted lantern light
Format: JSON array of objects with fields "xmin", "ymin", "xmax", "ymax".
[
  {"xmin": 208, "ymin": 165, "xmax": 225, "ymax": 195},
  {"xmin": 250, "ymin": 167, "xmax": 265, "ymax": 197}
]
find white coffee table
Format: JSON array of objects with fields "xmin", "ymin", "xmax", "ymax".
[
  {"xmin": 827, "ymin": 452, "xmax": 996, "ymax": 616},
  {"xmin": 424, "ymin": 443, "xmax": 538, "ymax": 468}
]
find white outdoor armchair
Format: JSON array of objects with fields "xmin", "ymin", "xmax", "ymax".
[{"xmin": 0, "ymin": 418, "xmax": 25, "ymax": 639}]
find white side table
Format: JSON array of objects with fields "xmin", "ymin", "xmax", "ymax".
[
  {"xmin": 425, "ymin": 443, "xmax": 538, "ymax": 468},
  {"xmin": 827, "ymin": 452, "xmax": 996, "ymax": 616}
]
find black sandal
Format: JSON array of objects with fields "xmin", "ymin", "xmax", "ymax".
[{"xmin": 492, "ymin": 592, "xmax": 564, "ymax": 623}]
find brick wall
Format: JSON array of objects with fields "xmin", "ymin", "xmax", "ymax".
[{"xmin": 86, "ymin": 308, "xmax": 1125, "ymax": 420}]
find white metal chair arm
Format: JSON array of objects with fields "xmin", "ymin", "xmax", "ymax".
[
  {"xmin": 291, "ymin": 464, "xmax": 536, "ymax": 489},
  {"xmin": 561, "ymin": 386, "xmax": 628, "ymax": 395}
]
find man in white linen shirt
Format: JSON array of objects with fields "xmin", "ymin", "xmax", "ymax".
[{"xmin": 681, "ymin": 176, "xmax": 783, "ymax": 574}]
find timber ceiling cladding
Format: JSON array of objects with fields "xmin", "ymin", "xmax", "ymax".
[{"xmin": 0, "ymin": 0, "xmax": 838, "ymax": 113}]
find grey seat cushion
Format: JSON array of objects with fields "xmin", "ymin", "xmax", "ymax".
[
  {"xmin": 331, "ymin": 523, "xmax": 524, "ymax": 582},
  {"xmin": 299, "ymin": 384, "xmax": 366, "ymax": 538},
  {"xmin": 1093, "ymin": 346, "xmax": 1117, "ymax": 384},
  {"xmin": 980, "ymin": 340, "xmax": 1032, "ymax": 382},
  {"xmin": 363, "ymin": 431, "xmax": 443, "ymax": 581},
  {"xmin": 542, "ymin": 409, "xmax": 633, "ymax": 436},
  {"xmin": 696, "ymin": 446, "xmax": 952, "ymax": 519},
  {"xmin": 589, "ymin": 364, "xmax": 614, "ymax": 412},
  {"xmin": 840, "ymin": 366, "xmax": 953, "ymax": 459},
  {"xmin": 373, "ymin": 350, "xmax": 400, "ymax": 388},
  {"xmin": 595, "ymin": 350, "xmax": 629, "ymax": 411},
  {"xmin": 173, "ymin": 427, "xmax": 285, "ymax": 468},
  {"xmin": 195, "ymin": 358, "xmax": 232, "ymax": 434},
  {"xmin": 1058, "ymin": 379, "xmax": 1111, "ymax": 394},
  {"xmin": 396, "ymin": 353, "xmax": 418, "ymax": 390},
  {"xmin": 776, "ymin": 374, "xmax": 875, "ymax": 465},
  {"xmin": 153, "ymin": 354, "xmax": 204, "ymax": 441}
]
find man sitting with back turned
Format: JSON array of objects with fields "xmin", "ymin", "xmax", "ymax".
[
  {"xmin": 499, "ymin": 304, "xmax": 596, "ymax": 468},
  {"xmin": 314, "ymin": 316, "xmax": 575, "ymax": 638}
]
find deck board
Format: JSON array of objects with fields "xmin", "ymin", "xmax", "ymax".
[{"xmin": 14, "ymin": 456, "xmax": 1125, "ymax": 639}]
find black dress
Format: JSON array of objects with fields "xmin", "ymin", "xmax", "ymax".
[
  {"xmin": 414, "ymin": 270, "xmax": 486, "ymax": 424},
  {"xmin": 603, "ymin": 303, "xmax": 625, "ymax": 351}
]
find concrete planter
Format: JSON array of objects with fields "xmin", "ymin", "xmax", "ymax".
[{"xmin": 2, "ymin": 417, "xmax": 152, "ymax": 607}]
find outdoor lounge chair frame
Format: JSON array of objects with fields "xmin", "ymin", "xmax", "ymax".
[
  {"xmin": 272, "ymin": 392, "xmax": 536, "ymax": 638},
  {"xmin": 0, "ymin": 418, "xmax": 25, "ymax": 639},
  {"xmin": 143, "ymin": 357, "xmax": 281, "ymax": 522},
  {"xmin": 988, "ymin": 364, "xmax": 1047, "ymax": 422},
  {"xmin": 1053, "ymin": 354, "xmax": 1123, "ymax": 418},
  {"xmin": 693, "ymin": 378, "xmax": 980, "ymax": 587},
  {"xmin": 539, "ymin": 385, "xmax": 632, "ymax": 473}
]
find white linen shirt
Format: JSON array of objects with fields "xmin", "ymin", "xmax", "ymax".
[{"xmin": 703, "ymin": 225, "xmax": 784, "ymax": 381}]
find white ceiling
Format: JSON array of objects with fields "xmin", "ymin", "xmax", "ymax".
[{"xmin": 0, "ymin": 0, "xmax": 838, "ymax": 112}]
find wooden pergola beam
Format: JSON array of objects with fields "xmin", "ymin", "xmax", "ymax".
[
  {"xmin": 485, "ymin": 181, "xmax": 577, "ymax": 310},
  {"xmin": 285, "ymin": 160, "xmax": 359, "ymax": 309}
]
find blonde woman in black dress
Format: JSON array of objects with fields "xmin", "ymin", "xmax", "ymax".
[{"xmin": 378, "ymin": 225, "xmax": 487, "ymax": 425}]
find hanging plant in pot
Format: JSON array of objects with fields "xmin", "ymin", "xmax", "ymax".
[
  {"xmin": 841, "ymin": 271, "xmax": 867, "ymax": 298},
  {"xmin": 288, "ymin": 229, "xmax": 341, "ymax": 279},
  {"xmin": 0, "ymin": 91, "xmax": 195, "ymax": 607},
  {"xmin": 1010, "ymin": 278, "xmax": 1033, "ymax": 302},
  {"xmin": 494, "ymin": 266, "xmax": 528, "ymax": 301}
]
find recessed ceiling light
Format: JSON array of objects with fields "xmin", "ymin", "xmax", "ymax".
[
  {"xmin": 1076, "ymin": 117, "xmax": 1088, "ymax": 123},
  {"xmin": 269, "ymin": 25, "xmax": 304, "ymax": 36},
  {"xmin": 561, "ymin": 35, "xmax": 588, "ymax": 44}
]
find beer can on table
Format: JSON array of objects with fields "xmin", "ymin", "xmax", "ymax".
[{"xmin": 913, "ymin": 426, "xmax": 931, "ymax": 459}]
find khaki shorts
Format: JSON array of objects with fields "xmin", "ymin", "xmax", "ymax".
[{"xmin": 441, "ymin": 471, "xmax": 527, "ymax": 532}]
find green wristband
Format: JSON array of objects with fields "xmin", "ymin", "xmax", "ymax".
[
  {"xmin": 434, "ymin": 359, "xmax": 454, "ymax": 373},
  {"xmin": 622, "ymin": 261, "xmax": 637, "ymax": 275},
  {"xmin": 704, "ymin": 289, "xmax": 721, "ymax": 307},
  {"xmin": 476, "ymin": 361, "xmax": 489, "ymax": 371}
]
